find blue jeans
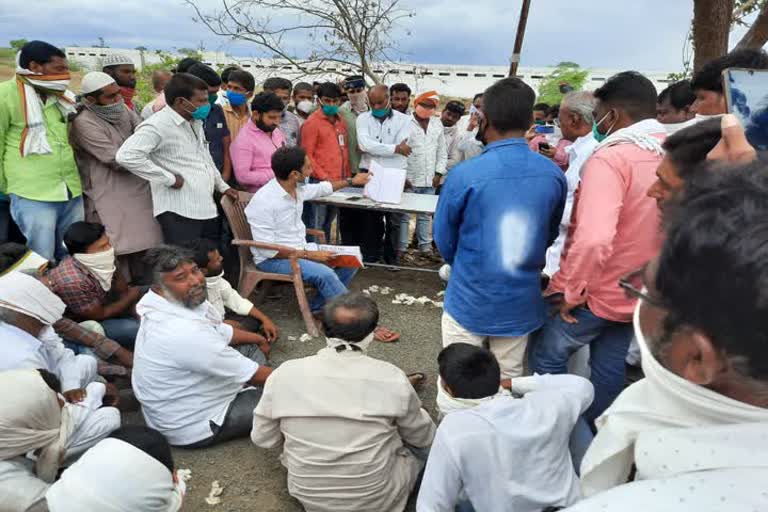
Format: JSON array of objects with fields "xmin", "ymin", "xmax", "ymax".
[
  {"xmin": 101, "ymin": 317, "xmax": 140, "ymax": 349},
  {"xmin": 257, "ymin": 258, "xmax": 357, "ymax": 312},
  {"xmin": 10, "ymin": 194, "xmax": 84, "ymax": 261},
  {"xmin": 399, "ymin": 187, "xmax": 434, "ymax": 252},
  {"xmin": 528, "ymin": 306, "xmax": 633, "ymax": 424}
]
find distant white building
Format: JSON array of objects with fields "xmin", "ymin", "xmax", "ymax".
[{"xmin": 65, "ymin": 46, "xmax": 675, "ymax": 98}]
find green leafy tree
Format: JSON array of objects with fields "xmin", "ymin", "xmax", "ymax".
[
  {"xmin": 135, "ymin": 51, "xmax": 179, "ymax": 105},
  {"xmin": 536, "ymin": 62, "xmax": 589, "ymax": 105},
  {"xmin": 9, "ymin": 39, "xmax": 28, "ymax": 52}
]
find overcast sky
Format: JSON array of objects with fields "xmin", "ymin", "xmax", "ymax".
[{"xmin": 0, "ymin": 0, "xmax": 756, "ymax": 72}]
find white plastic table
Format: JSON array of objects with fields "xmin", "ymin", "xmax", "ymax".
[
  {"xmin": 309, "ymin": 188, "xmax": 439, "ymax": 215},
  {"xmin": 308, "ymin": 188, "xmax": 440, "ymax": 272}
]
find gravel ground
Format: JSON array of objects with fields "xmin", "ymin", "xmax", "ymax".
[{"xmin": 126, "ymin": 267, "xmax": 445, "ymax": 511}]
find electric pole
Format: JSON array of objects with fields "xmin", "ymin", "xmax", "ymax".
[{"xmin": 508, "ymin": 0, "xmax": 532, "ymax": 77}]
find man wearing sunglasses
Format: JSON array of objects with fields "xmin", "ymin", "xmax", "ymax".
[{"xmin": 570, "ymin": 163, "xmax": 768, "ymax": 511}]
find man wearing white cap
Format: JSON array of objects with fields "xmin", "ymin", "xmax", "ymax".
[
  {"xmin": 102, "ymin": 53, "xmax": 139, "ymax": 113},
  {"xmin": 70, "ymin": 72, "xmax": 162, "ymax": 281}
]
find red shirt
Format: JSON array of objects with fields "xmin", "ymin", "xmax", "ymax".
[
  {"xmin": 300, "ymin": 110, "xmax": 349, "ymax": 181},
  {"xmin": 548, "ymin": 137, "xmax": 665, "ymax": 322}
]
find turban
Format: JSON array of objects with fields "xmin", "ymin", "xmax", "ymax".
[
  {"xmin": 0, "ymin": 271, "xmax": 66, "ymax": 325},
  {"xmin": 414, "ymin": 90, "xmax": 440, "ymax": 108},
  {"xmin": 0, "ymin": 369, "xmax": 73, "ymax": 482}
]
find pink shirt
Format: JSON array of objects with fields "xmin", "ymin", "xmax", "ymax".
[
  {"xmin": 529, "ymin": 136, "xmax": 572, "ymax": 170},
  {"xmin": 230, "ymin": 119, "xmax": 286, "ymax": 193},
  {"xmin": 548, "ymin": 138, "xmax": 664, "ymax": 322}
]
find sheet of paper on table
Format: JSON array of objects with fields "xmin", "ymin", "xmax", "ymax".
[
  {"xmin": 305, "ymin": 243, "xmax": 363, "ymax": 268},
  {"xmin": 364, "ymin": 160, "xmax": 406, "ymax": 204}
]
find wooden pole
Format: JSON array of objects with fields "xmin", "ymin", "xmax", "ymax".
[{"xmin": 508, "ymin": 0, "xmax": 532, "ymax": 77}]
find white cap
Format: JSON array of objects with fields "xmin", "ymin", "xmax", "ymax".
[
  {"xmin": 80, "ymin": 71, "xmax": 116, "ymax": 95},
  {"xmin": 101, "ymin": 53, "xmax": 135, "ymax": 69}
]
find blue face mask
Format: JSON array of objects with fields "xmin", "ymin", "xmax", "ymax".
[
  {"xmin": 227, "ymin": 90, "xmax": 247, "ymax": 107},
  {"xmin": 372, "ymin": 107, "xmax": 390, "ymax": 118},
  {"xmin": 321, "ymin": 104, "xmax": 339, "ymax": 116},
  {"xmin": 592, "ymin": 111, "xmax": 615, "ymax": 143},
  {"xmin": 183, "ymin": 99, "xmax": 212, "ymax": 121}
]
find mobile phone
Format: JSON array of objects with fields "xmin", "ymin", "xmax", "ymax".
[
  {"xmin": 538, "ymin": 142, "xmax": 551, "ymax": 151},
  {"xmin": 723, "ymin": 67, "xmax": 768, "ymax": 150}
]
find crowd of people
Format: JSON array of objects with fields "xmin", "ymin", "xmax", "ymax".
[{"xmin": 1, "ymin": 37, "xmax": 767, "ymax": 511}]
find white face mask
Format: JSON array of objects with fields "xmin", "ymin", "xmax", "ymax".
[
  {"xmin": 297, "ymin": 99, "xmax": 315, "ymax": 115},
  {"xmin": 74, "ymin": 247, "xmax": 116, "ymax": 291},
  {"xmin": 695, "ymin": 113, "xmax": 724, "ymax": 121}
]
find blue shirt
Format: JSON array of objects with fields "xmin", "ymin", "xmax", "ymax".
[{"xmin": 434, "ymin": 138, "xmax": 566, "ymax": 337}]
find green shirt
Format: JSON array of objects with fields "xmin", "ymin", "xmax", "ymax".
[
  {"xmin": 339, "ymin": 103, "xmax": 362, "ymax": 174},
  {"xmin": 0, "ymin": 79, "xmax": 81, "ymax": 201}
]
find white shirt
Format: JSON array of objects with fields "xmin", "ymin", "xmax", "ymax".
[
  {"xmin": 444, "ymin": 124, "xmax": 461, "ymax": 171},
  {"xmin": 245, "ymin": 178, "xmax": 333, "ymax": 265},
  {"xmin": 544, "ymin": 133, "xmax": 599, "ymax": 276},
  {"xmin": 417, "ymin": 374, "xmax": 594, "ymax": 512},
  {"xmin": 132, "ymin": 290, "xmax": 259, "ymax": 445},
  {"xmin": 116, "ymin": 106, "xmax": 230, "ymax": 220},
  {"xmin": 205, "ymin": 273, "xmax": 254, "ymax": 317},
  {"xmin": 140, "ymin": 99, "xmax": 157, "ymax": 120},
  {"xmin": 0, "ymin": 322, "xmax": 86, "ymax": 392},
  {"xmin": 565, "ymin": 423, "xmax": 768, "ymax": 512},
  {"xmin": 356, "ymin": 110, "xmax": 411, "ymax": 170},
  {"xmin": 406, "ymin": 115, "xmax": 448, "ymax": 186}
]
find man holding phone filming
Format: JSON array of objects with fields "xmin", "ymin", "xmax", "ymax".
[{"xmin": 690, "ymin": 48, "xmax": 768, "ymax": 117}]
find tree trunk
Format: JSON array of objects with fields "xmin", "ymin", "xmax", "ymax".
[
  {"xmin": 736, "ymin": 2, "xmax": 768, "ymax": 49},
  {"xmin": 692, "ymin": 0, "xmax": 735, "ymax": 71}
]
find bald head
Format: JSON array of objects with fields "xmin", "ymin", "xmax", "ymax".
[
  {"xmin": 321, "ymin": 293, "xmax": 379, "ymax": 342},
  {"xmin": 368, "ymin": 85, "xmax": 390, "ymax": 112}
]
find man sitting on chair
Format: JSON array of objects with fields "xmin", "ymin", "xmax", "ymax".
[{"xmin": 245, "ymin": 146, "xmax": 399, "ymax": 342}]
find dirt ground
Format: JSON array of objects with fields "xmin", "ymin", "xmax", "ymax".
[{"xmin": 125, "ymin": 267, "xmax": 445, "ymax": 511}]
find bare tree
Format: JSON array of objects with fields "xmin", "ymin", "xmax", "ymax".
[
  {"xmin": 734, "ymin": 0, "xmax": 768, "ymax": 49},
  {"xmin": 185, "ymin": 0, "xmax": 414, "ymax": 84},
  {"xmin": 692, "ymin": 0, "xmax": 735, "ymax": 71}
]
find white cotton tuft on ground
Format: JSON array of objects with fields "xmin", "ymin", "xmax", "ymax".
[{"xmin": 205, "ymin": 480, "xmax": 224, "ymax": 505}]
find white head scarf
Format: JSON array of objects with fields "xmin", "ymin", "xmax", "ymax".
[
  {"xmin": 0, "ymin": 369, "xmax": 73, "ymax": 483},
  {"xmin": 73, "ymin": 248, "xmax": 116, "ymax": 291},
  {"xmin": 46, "ymin": 438, "xmax": 185, "ymax": 512},
  {"xmin": 0, "ymin": 271, "xmax": 66, "ymax": 325},
  {"xmin": 580, "ymin": 302, "xmax": 768, "ymax": 496},
  {"xmin": 435, "ymin": 376, "xmax": 507, "ymax": 418}
]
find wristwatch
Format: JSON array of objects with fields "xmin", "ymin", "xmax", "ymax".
[{"xmin": 347, "ymin": 177, "xmax": 353, "ymax": 186}]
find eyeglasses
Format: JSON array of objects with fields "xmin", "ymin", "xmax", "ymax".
[{"xmin": 618, "ymin": 264, "xmax": 665, "ymax": 308}]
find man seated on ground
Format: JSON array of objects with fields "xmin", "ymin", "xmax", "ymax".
[
  {"xmin": 0, "ymin": 271, "xmax": 99, "ymax": 401},
  {"xmin": 246, "ymin": 146, "xmax": 399, "ymax": 342},
  {"xmin": 47, "ymin": 222, "xmax": 142, "ymax": 349},
  {"xmin": 691, "ymin": 47, "xmax": 768, "ymax": 116},
  {"xmin": 132, "ymin": 245, "xmax": 273, "ymax": 448},
  {"xmin": 418, "ymin": 343, "xmax": 593, "ymax": 512},
  {"xmin": 0, "ymin": 242, "xmax": 133, "ymax": 376},
  {"xmin": 646, "ymin": 116, "xmax": 722, "ymax": 210},
  {"xmin": 252, "ymin": 293, "xmax": 435, "ymax": 512},
  {"xmin": 0, "ymin": 369, "xmax": 120, "ymax": 511},
  {"xmin": 572, "ymin": 164, "xmax": 768, "ymax": 511},
  {"xmin": 181, "ymin": 238, "xmax": 279, "ymax": 341}
]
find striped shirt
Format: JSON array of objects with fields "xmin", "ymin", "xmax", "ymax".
[{"xmin": 116, "ymin": 106, "xmax": 230, "ymax": 220}]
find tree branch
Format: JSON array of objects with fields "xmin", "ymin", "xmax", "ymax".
[{"xmin": 735, "ymin": 0, "xmax": 768, "ymax": 48}]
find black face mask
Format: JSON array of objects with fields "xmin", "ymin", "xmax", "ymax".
[{"xmin": 256, "ymin": 118, "xmax": 276, "ymax": 133}]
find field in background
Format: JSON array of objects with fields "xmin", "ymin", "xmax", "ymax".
[{"xmin": 0, "ymin": 47, "xmax": 84, "ymax": 88}]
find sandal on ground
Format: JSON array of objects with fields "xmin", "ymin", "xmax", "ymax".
[{"xmin": 374, "ymin": 326, "xmax": 400, "ymax": 343}]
